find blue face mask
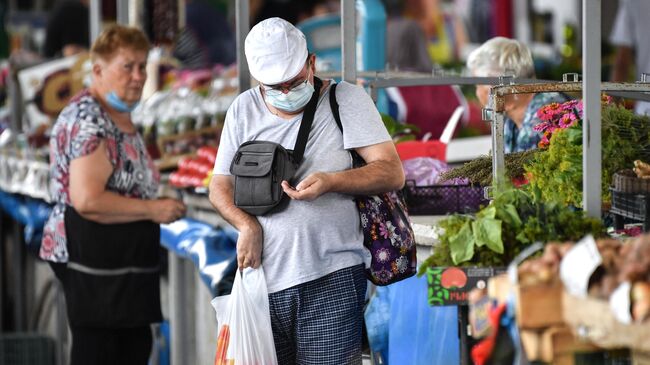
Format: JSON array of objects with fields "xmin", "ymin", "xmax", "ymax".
[
  {"xmin": 264, "ymin": 78, "xmax": 315, "ymax": 113},
  {"xmin": 106, "ymin": 91, "xmax": 139, "ymax": 113}
]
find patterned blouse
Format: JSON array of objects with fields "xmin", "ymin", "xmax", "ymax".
[
  {"xmin": 40, "ymin": 90, "xmax": 160, "ymax": 263},
  {"xmin": 504, "ymin": 92, "xmax": 570, "ymax": 153}
]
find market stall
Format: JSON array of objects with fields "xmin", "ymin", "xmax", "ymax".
[{"xmin": 5, "ymin": 0, "xmax": 650, "ymax": 364}]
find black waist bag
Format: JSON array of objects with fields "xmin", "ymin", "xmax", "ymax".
[
  {"xmin": 230, "ymin": 78, "xmax": 322, "ymax": 216},
  {"xmin": 230, "ymin": 141, "xmax": 296, "ymax": 216}
]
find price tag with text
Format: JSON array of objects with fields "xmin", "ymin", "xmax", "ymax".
[{"xmin": 560, "ymin": 235, "xmax": 602, "ymax": 298}]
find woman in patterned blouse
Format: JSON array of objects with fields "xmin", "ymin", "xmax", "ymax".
[
  {"xmin": 467, "ymin": 37, "xmax": 570, "ymax": 153},
  {"xmin": 41, "ymin": 25, "xmax": 186, "ymax": 365}
]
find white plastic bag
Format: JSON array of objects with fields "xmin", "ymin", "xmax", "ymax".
[{"xmin": 211, "ymin": 266, "xmax": 278, "ymax": 365}]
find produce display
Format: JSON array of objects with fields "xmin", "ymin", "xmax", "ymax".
[
  {"xmin": 516, "ymin": 234, "xmax": 650, "ymax": 324},
  {"xmin": 439, "ymin": 149, "xmax": 539, "ymax": 186},
  {"xmin": 633, "ymin": 160, "xmax": 650, "ymax": 179},
  {"xmin": 169, "ymin": 146, "xmax": 217, "ymax": 189},
  {"xmin": 441, "ymin": 97, "xmax": 650, "ymax": 207},
  {"xmin": 135, "ymin": 76, "xmax": 236, "ymax": 169},
  {"xmin": 419, "ymin": 188, "xmax": 604, "ymax": 271},
  {"xmin": 525, "ymin": 98, "xmax": 650, "ymax": 206}
]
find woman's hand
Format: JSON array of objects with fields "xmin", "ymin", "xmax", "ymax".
[
  {"xmin": 237, "ymin": 222, "xmax": 263, "ymax": 270},
  {"xmin": 147, "ymin": 198, "xmax": 187, "ymax": 224}
]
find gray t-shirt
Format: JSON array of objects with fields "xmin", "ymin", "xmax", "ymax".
[{"xmin": 213, "ymin": 80, "xmax": 391, "ymax": 293}]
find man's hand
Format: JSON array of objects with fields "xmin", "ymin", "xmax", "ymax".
[
  {"xmin": 237, "ymin": 222, "xmax": 263, "ymax": 269},
  {"xmin": 281, "ymin": 172, "xmax": 332, "ymax": 201}
]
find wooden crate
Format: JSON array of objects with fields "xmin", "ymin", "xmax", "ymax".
[
  {"xmin": 633, "ymin": 350, "xmax": 650, "ymax": 365},
  {"xmin": 516, "ymin": 282, "xmax": 564, "ymax": 329},
  {"xmin": 563, "ymin": 292, "xmax": 650, "ymax": 352},
  {"xmin": 520, "ymin": 326, "xmax": 598, "ymax": 365}
]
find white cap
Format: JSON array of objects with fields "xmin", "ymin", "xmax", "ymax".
[{"xmin": 245, "ymin": 17, "xmax": 309, "ymax": 85}]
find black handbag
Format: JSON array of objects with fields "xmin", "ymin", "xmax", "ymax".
[{"xmin": 230, "ymin": 78, "xmax": 322, "ymax": 216}]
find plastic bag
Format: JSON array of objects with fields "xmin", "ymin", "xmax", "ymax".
[{"xmin": 211, "ymin": 266, "xmax": 278, "ymax": 365}]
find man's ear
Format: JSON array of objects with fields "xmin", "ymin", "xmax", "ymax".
[{"xmin": 309, "ymin": 53, "xmax": 316, "ymax": 70}]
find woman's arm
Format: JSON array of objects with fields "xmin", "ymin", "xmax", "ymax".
[{"xmin": 69, "ymin": 140, "xmax": 185, "ymax": 224}]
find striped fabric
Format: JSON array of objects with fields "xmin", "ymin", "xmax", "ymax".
[{"xmin": 268, "ymin": 264, "xmax": 367, "ymax": 365}]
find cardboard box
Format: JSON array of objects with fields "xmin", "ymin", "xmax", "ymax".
[
  {"xmin": 520, "ymin": 326, "xmax": 598, "ymax": 365},
  {"xmin": 516, "ymin": 282, "xmax": 564, "ymax": 329},
  {"xmin": 563, "ymin": 292, "xmax": 650, "ymax": 352},
  {"xmin": 633, "ymin": 350, "xmax": 650, "ymax": 365}
]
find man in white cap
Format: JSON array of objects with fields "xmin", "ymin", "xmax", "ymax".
[{"xmin": 209, "ymin": 17, "xmax": 404, "ymax": 364}]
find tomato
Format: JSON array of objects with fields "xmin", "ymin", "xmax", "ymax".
[{"xmin": 197, "ymin": 146, "xmax": 218, "ymax": 164}]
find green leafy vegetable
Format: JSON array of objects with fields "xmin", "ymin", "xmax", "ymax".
[{"xmin": 417, "ymin": 187, "xmax": 604, "ymax": 274}]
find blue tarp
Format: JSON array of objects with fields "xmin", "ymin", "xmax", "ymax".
[
  {"xmin": 160, "ymin": 218, "xmax": 238, "ymax": 296},
  {"xmin": 0, "ymin": 190, "xmax": 51, "ymax": 249},
  {"xmin": 365, "ymin": 274, "xmax": 460, "ymax": 364}
]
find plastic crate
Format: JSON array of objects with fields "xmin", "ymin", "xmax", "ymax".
[
  {"xmin": 0, "ymin": 333, "xmax": 56, "ymax": 365},
  {"xmin": 403, "ymin": 181, "xmax": 488, "ymax": 216},
  {"xmin": 609, "ymin": 189, "xmax": 650, "ymax": 231}
]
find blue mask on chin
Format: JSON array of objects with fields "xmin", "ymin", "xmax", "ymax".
[{"xmin": 106, "ymin": 91, "xmax": 139, "ymax": 113}]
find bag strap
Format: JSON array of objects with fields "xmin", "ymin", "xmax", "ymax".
[
  {"xmin": 329, "ymin": 82, "xmax": 365, "ymax": 166},
  {"xmin": 292, "ymin": 77, "xmax": 323, "ymax": 164},
  {"xmin": 329, "ymin": 82, "xmax": 342, "ymax": 132}
]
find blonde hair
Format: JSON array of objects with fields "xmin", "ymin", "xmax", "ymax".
[
  {"xmin": 90, "ymin": 25, "xmax": 150, "ymax": 62},
  {"xmin": 467, "ymin": 37, "xmax": 535, "ymax": 78}
]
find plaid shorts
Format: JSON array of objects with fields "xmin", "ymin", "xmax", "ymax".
[{"xmin": 268, "ymin": 264, "xmax": 367, "ymax": 365}]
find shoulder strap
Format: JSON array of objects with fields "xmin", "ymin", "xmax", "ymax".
[
  {"xmin": 292, "ymin": 77, "xmax": 323, "ymax": 164},
  {"xmin": 329, "ymin": 82, "xmax": 343, "ymax": 132},
  {"xmin": 328, "ymin": 82, "xmax": 365, "ymax": 166}
]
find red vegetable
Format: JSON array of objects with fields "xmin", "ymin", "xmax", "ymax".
[{"xmin": 441, "ymin": 267, "xmax": 467, "ymax": 289}]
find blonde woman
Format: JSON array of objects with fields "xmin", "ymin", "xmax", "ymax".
[{"xmin": 41, "ymin": 25, "xmax": 186, "ymax": 365}]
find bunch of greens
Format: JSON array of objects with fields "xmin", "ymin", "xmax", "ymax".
[
  {"xmin": 419, "ymin": 187, "xmax": 604, "ymax": 272},
  {"xmin": 439, "ymin": 149, "xmax": 539, "ymax": 186},
  {"xmin": 380, "ymin": 113, "xmax": 420, "ymax": 144},
  {"xmin": 525, "ymin": 101, "xmax": 650, "ymax": 205}
]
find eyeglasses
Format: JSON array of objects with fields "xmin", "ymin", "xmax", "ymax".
[{"xmin": 262, "ymin": 66, "xmax": 312, "ymax": 97}]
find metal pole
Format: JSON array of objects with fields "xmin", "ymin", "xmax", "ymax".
[
  {"xmin": 341, "ymin": 0, "xmax": 356, "ymax": 83},
  {"xmin": 582, "ymin": 0, "xmax": 601, "ymax": 218},
  {"xmin": 12, "ymin": 220, "xmax": 25, "ymax": 331},
  {"xmin": 0, "ymin": 211, "xmax": 4, "ymax": 332},
  {"xmin": 128, "ymin": 0, "xmax": 143, "ymax": 27},
  {"xmin": 89, "ymin": 0, "xmax": 102, "ymax": 45},
  {"xmin": 513, "ymin": 0, "xmax": 530, "ymax": 43},
  {"xmin": 116, "ymin": 0, "xmax": 129, "ymax": 25},
  {"xmin": 8, "ymin": 68, "xmax": 21, "ymax": 132},
  {"xmin": 169, "ymin": 254, "xmax": 196, "ymax": 365},
  {"xmin": 235, "ymin": 0, "xmax": 250, "ymax": 93},
  {"xmin": 491, "ymin": 111, "xmax": 506, "ymax": 189},
  {"xmin": 178, "ymin": 0, "xmax": 186, "ymax": 29}
]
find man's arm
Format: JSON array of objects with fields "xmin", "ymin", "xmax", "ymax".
[
  {"xmin": 281, "ymin": 141, "xmax": 404, "ymax": 201},
  {"xmin": 209, "ymin": 174, "xmax": 263, "ymax": 269},
  {"xmin": 611, "ymin": 46, "xmax": 634, "ymax": 82}
]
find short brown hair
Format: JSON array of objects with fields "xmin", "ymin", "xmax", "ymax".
[{"xmin": 91, "ymin": 25, "xmax": 150, "ymax": 62}]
